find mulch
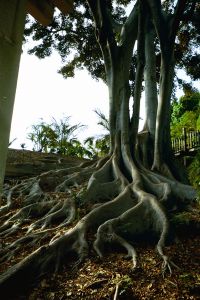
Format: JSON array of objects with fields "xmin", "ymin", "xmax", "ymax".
[{"xmin": 1, "ymin": 202, "xmax": 199, "ymax": 300}]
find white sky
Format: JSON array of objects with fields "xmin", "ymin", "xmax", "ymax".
[{"xmin": 10, "ymin": 51, "xmax": 110, "ymax": 150}]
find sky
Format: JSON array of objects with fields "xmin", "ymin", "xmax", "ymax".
[{"xmin": 10, "ymin": 51, "xmax": 110, "ymax": 150}]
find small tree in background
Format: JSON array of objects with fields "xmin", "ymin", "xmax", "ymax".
[
  {"xmin": 94, "ymin": 109, "xmax": 109, "ymax": 132},
  {"xmin": 188, "ymin": 151, "xmax": 200, "ymax": 201},
  {"xmin": 84, "ymin": 109, "xmax": 110, "ymax": 158},
  {"xmin": 170, "ymin": 88, "xmax": 200, "ymax": 192},
  {"xmin": 84, "ymin": 135, "xmax": 109, "ymax": 158},
  {"xmin": 27, "ymin": 114, "xmax": 111, "ymax": 159},
  {"xmin": 27, "ymin": 116, "xmax": 87, "ymax": 156},
  {"xmin": 27, "ymin": 119, "xmax": 52, "ymax": 152},
  {"xmin": 171, "ymin": 88, "xmax": 200, "ymax": 138}
]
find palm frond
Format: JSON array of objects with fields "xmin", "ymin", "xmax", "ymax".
[{"xmin": 94, "ymin": 109, "xmax": 109, "ymax": 131}]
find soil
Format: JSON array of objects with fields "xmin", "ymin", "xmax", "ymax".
[
  {"xmin": 1, "ymin": 150, "xmax": 200, "ymax": 300},
  {"xmin": 5, "ymin": 148, "xmax": 88, "ymax": 178}
]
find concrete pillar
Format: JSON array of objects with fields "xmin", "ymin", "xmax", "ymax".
[{"xmin": 0, "ymin": 0, "xmax": 26, "ymax": 199}]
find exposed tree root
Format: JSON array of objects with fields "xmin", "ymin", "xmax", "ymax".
[{"xmin": 0, "ymin": 153, "xmax": 197, "ymax": 297}]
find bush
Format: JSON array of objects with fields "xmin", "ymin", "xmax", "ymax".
[{"xmin": 188, "ymin": 151, "xmax": 200, "ymax": 200}]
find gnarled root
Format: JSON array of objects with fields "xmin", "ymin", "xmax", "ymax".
[
  {"xmin": 93, "ymin": 191, "xmax": 178, "ymax": 274},
  {"xmin": 0, "ymin": 151, "xmax": 196, "ymax": 297}
]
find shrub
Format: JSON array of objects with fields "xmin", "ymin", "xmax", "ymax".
[{"xmin": 188, "ymin": 151, "xmax": 200, "ymax": 201}]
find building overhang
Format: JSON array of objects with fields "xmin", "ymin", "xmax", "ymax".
[{"xmin": 27, "ymin": 0, "xmax": 74, "ymax": 26}]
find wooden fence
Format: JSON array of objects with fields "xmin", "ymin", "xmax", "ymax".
[{"xmin": 171, "ymin": 128, "xmax": 200, "ymax": 154}]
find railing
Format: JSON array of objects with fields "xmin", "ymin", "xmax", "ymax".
[{"xmin": 171, "ymin": 128, "xmax": 200, "ymax": 154}]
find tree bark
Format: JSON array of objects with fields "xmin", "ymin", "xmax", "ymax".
[{"xmin": 143, "ymin": 17, "xmax": 158, "ymax": 137}]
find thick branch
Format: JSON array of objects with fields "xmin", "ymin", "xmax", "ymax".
[
  {"xmin": 143, "ymin": 15, "xmax": 158, "ymax": 136},
  {"xmin": 87, "ymin": 0, "xmax": 118, "ymax": 87},
  {"xmin": 119, "ymin": 1, "xmax": 138, "ymax": 48},
  {"xmin": 146, "ymin": 0, "xmax": 167, "ymax": 51},
  {"xmin": 87, "ymin": 0, "xmax": 117, "ymax": 49},
  {"xmin": 130, "ymin": 1, "xmax": 145, "ymax": 146},
  {"xmin": 170, "ymin": 0, "xmax": 188, "ymax": 42}
]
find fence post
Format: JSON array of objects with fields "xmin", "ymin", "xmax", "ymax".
[{"xmin": 182, "ymin": 127, "xmax": 187, "ymax": 152}]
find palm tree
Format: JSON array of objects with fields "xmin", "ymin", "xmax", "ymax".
[
  {"xmin": 27, "ymin": 116, "xmax": 86, "ymax": 155},
  {"xmin": 94, "ymin": 109, "xmax": 109, "ymax": 132},
  {"xmin": 84, "ymin": 109, "xmax": 110, "ymax": 158}
]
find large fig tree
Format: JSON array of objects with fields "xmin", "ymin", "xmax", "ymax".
[{"xmin": 0, "ymin": 0, "xmax": 199, "ymax": 296}]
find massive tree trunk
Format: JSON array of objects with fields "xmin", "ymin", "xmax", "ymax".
[
  {"xmin": 143, "ymin": 14, "xmax": 157, "ymax": 137},
  {"xmin": 0, "ymin": 0, "xmax": 197, "ymax": 297},
  {"xmin": 152, "ymin": 55, "xmax": 175, "ymax": 174}
]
